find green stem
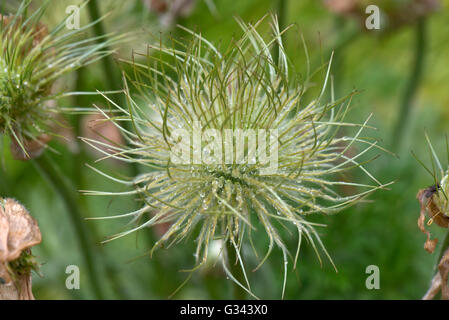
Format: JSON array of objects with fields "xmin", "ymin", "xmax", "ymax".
[
  {"xmin": 73, "ymin": 67, "xmax": 86, "ymax": 189},
  {"xmin": 86, "ymin": 0, "xmax": 139, "ymax": 177},
  {"xmin": 71, "ymin": 68, "xmax": 130, "ymax": 299},
  {"xmin": 273, "ymin": 0, "xmax": 287, "ymax": 64},
  {"xmin": 226, "ymin": 240, "xmax": 247, "ymax": 300},
  {"xmin": 0, "ymin": 165, "xmax": 8, "ymax": 195},
  {"xmin": 391, "ymin": 18, "xmax": 427, "ymax": 152},
  {"xmin": 87, "ymin": 0, "xmax": 119, "ymax": 92},
  {"xmin": 86, "ymin": 1, "xmax": 169, "ymax": 298},
  {"xmin": 276, "ymin": 0, "xmax": 286, "ymax": 33},
  {"xmin": 33, "ymin": 153, "xmax": 105, "ymax": 299},
  {"xmin": 329, "ymin": 16, "xmax": 354, "ymax": 97}
]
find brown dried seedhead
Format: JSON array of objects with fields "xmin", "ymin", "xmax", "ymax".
[
  {"xmin": 0, "ymin": 199, "xmax": 41, "ymax": 300},
  {"xmin": 417, "ymin": 185, "xmax": 449, "ymax": 253},
  {"xmin": 417, "ymin": 185, "xmax": 449, "ymax": 300}
]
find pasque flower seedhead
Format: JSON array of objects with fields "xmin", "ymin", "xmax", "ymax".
[
  {"xmin": 0, "ymin": 0, "xmax": 119, "ymax": 159},
  {"xmin": 84, "ymin": 14, "xmax": 390, "ymax": 297}
]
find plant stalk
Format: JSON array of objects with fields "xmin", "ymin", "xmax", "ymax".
[
  {"xmin": 87, "ymin": 0, "xmax": 119, "ymax": 92},
  {"xmin": 33, "ymin": 153, "xmax": 105, "ymax": 299},
  {"xmin": 391, "ymin": 18, "xmax": 427, "ymax": 152},
  {"xmin": 272, "ymin": 0, "xmax": 287, "ymax": 64},
  {"xmin": 86, "ymin": 0, "xmax": 139, "ymax": 177},
  {"xmin": 277, "ymin": 0, "xmax": 286, "ymax": 33}
]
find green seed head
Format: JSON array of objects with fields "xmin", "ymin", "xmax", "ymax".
[
  {"xmin": 85, "ymin": 14, "xmax": 390, "ymax": 297},
  {"xmin": 0, "ymin": 1, "xmax": 119, "ymax": 157}
]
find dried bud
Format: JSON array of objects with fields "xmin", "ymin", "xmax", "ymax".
[{"xmin": 0, "ymin": 199, "xmax": 41, "ymax": 300}]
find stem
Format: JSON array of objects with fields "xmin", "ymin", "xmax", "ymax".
[
  {"xmin": 87, "ymin": 0, "xmax": 119, "ymax": 92},
  {"xmin": 73, "ymin": 67, "xmax": 86, "ymax": 190},
  {"xmin": 33, "ymin": 153, "xmax": 105, "ymax": 299},
  {"xmin": 86, "ymin": 0, "xmax": 139, "ymax": 177},
  {"xmin": 276, "ymin": 0, "xmax": 286, "ymax": 33},
  {"xmin": 0, "ymin": 166, "xmax": 8, "ymax": 195},
  {"xmin": 327, "ymin": 16, "xmax": 346, "ymax": 100},
  {"xmin": 273, "ymin": 0, "xmax": 287, "ymax": 64},
  {"xmin": 391, "ymin": 18, "xmax": 427, "ymax": 152},
  {"xmin": 87, "ymin": 1, "xmax": 172, "ymax": 298},
  {"xmin": 71, "ymin": 68, "xmax": 129, "ymax": 299},
  {"xmin": 226, "ymin": 240, "xmax": 247, "ymax": 300}
]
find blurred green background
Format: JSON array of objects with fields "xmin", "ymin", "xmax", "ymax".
[{"xmin": 1, "ymin": 0, "xmax": 449, "ymax": 299}]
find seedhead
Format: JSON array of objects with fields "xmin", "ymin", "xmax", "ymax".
[{"xmin": 84, "ymin": 14, "xmax": 390, "ymax": 298}]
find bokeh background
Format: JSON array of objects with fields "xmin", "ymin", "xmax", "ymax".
[{"xmin": 1, "ymin": 0, "xmax": 449, "ymax": 299}]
